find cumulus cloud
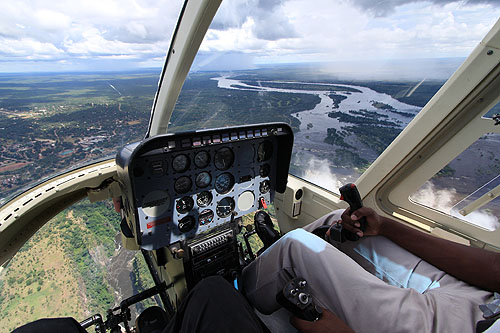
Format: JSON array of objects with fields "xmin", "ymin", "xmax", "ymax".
[
  {"xmin": 0, "ymin": 0, "xmax": 499, "ymax": 72},
  {"xmin": 0, "ymin": 0, "xmax": 182, "ymax": 71},
  {"xmin": 211, "ymin": 0, "xmax": 297, "ymax": 41},
  {"xmin": 200, "ymin": 0, "xmax": 500, "ymax": 70}
]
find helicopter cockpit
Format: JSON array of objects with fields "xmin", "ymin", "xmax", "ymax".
[{"xmin": 1, "ymin": 0, "xmax": 500, "ymax": 332}]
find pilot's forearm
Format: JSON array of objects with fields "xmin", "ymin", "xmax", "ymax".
[{"xmin": 379, "ymin": 217, "xmax": 500, "ymax": 292}]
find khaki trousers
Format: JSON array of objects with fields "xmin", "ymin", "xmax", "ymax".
[{"xmin": 242, "ymin": 210, "xmax": 492, "ymax": 333}]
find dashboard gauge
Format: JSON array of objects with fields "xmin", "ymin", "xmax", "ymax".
[
  {"xmin": 194, "ymin": 151, "xmax": 210, "ymax": 168},
  {"xmin": 215, "ymin": 172, "xmax": 235, "ymax": 194},
  {"xmin": 259, "ymin": 180, "xmax": 271, "ymax": 194},
  {"xmin": 259, "ymin": 163, "xmax": 271, "ymax": 177},
  {"xmin": 216, "ymin": 197, "xmax": 235, "ymax": 218},
  {"xmin": 257, "ymin": 141, "xmax": 273, "ymax": 162},
  {"xmin": 214, "ymin": 147, "xmax": 234, "ymax": 170},
  {"xmin": 172, "ymin": 154, "xmax": 190, "ymax": 173},
  {"xmin": 197, "ymin": 191, "xmax": 213, "ymax": 207},
  {"xmin": 199, "ymin": 209, "xmax": 214, "ymax": 226},
  {"xmin": 176, "ymin": 196, "xmax": 194, "ymax": 214},
  {"xmin": 174, "ymin": 176, "xmax": 192, "ymax": 194},
  {"xmin": 178, "ymin": 215, "xmax": 195, "ymax": 233},
  {"xmin": 195, "ymin": 171, "xmax": 212, "ymax": 188}
]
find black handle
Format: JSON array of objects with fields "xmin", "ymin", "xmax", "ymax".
[
  {"xmin": 339, "ymin": 183, "xmax": 366, "ymax": 241},
  {"xmin": 119, "ymin": 282, "xmax": 167, "ymax": 310}
]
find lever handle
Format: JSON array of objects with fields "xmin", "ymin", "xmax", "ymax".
[{"xmin": 339, "ymin": 183, "xmax": 366, "ymax": 241}]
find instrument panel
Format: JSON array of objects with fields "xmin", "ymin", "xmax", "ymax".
[{"xmin": 116, "ymin": 123, "xmax": 293, "ymax": 251}]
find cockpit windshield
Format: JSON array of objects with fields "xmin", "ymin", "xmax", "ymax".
[{"xmin": 169, "ymin": 0, "xmax": 500, "ymax": 194}]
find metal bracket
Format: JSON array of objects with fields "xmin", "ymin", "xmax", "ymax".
[{"xmin": 493, "ymin": 113, "xmax": 500, "ymax": 125}]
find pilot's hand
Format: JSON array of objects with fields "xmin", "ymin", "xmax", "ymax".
[
  {"xmin": 340, "ymin": 207, "xmax": 383, "ymax": 238},
  {"xmin": 290, "ymin": 309, "xmax": 354, "ymax": 333}
]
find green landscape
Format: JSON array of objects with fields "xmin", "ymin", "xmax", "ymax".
[{"xmin": 0, "ymin": 200, "xmax": 157, "ymax": 332}]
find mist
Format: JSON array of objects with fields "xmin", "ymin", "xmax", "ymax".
[
  {"xmin": 411, "ymin": 181, "xmax": 499, "ymax": 231},
  {"xmin": 300, "ymin": 157, "xmax": 352, "ymax": 194},
  {"xmin": 317, "ymin": 58, "xmax": 465, "ymax": 81}
]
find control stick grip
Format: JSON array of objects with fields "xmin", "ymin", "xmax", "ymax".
[
  {"xmin": 339, "ymin": 183, "xmax": 366, "ymax": 241},
  {"xmin": 276, "ymin": 277, "xmax": 322, "ymax": 321}
]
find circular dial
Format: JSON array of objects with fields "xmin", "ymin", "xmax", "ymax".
[
  {"xmin": 216, "ymin": 197, "xmax": 235, "ymax": 218},
  {"xmin": 176, "ymin": 196, "xmax": 194, "ymax": 214},
  {"xmin": 215, "ymin": 172, "xmax": 235, "ymax": 194},
  {"xmin": 257, "ymin": 141, "xmax": 273, "ymax": 162},
  {"xmin": 199, "ymin": 209, "xmax": 214, "ymax": 226},
  {"xmin": 195, "ymin": 171, "xmax": 212, "ymax": 188},
  {"xmin": 197, "ymin": 191, "xmax": 213, "ymax": 207},
  {"xmin": 194, "ymin": 151, "xmax": 210, "ymax": 169},
  {"xmin": 178, "ymin": 215, "xmax": 195, "ymax": 233},
  {"xmin": 260, "ymin": 180, "xmax": 271, "ymax": 194},
  {"xmin": 174, "ymin": 176, "xmax": 192, "ymax": 194},
  {"xmin": 214, "ymin": 147, "xmax": 234, "ymax": 170},
  {"xmin": 259, "ymin": 163, "xmax": 271, "ymax": 177},
  {"xmin": 172, "ymin": 154, "xmax": 190, "ymax": 173}
]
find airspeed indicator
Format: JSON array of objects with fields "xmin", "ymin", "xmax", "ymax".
[{"xmin": 172, "ymin": 154, "xmax": 190, "ymax": 173}]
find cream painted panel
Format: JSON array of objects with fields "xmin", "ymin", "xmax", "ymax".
[
  {"xmin": 149, "ymin": 0, "xmax": 222, "ymax": 136},
  {"xmin": 0, "ymin": 160, "xmax": 117, "ymax": 266},
  {"xmin": 275, "ymin": 175, "xmax": 346, "ymax": 233}
]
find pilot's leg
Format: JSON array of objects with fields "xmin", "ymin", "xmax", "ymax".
[
  {"xmin": 303, "ymin": 209, "xmax": 490, "ymax": 294},
  {"xmin": 164, "ymin": 275, "xmax": 265, "ymax": 333},
  {"xmin": 241, "ymin": 228, "xmax": 489, "ymax": 332}
]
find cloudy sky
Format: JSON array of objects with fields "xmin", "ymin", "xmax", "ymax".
[{"xmin": 0, "ymin": 0, "xmax": 499, "ymax": 73}]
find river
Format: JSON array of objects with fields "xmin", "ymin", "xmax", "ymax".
[{"xmin": 212, "ymin": 76, "xmax": 421, "ymax": 190}]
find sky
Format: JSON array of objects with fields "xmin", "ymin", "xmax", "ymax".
[{"xmin": 0, "ymin": 0, "xmax": 499, "ymax": 73}]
